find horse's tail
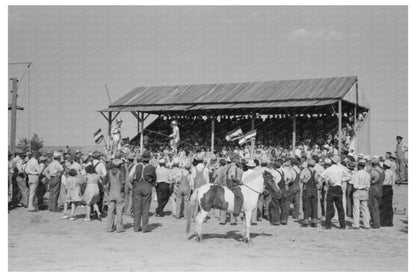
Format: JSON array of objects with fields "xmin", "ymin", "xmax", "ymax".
[{"xmin": 186, "ymin": 188, "xmax": 198, "ymax": 235}]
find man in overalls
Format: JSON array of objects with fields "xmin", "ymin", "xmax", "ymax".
[
  {"xmin": 286, "ymin": 158, "xmax": 301, "ymax": 221},
  {"xmin": 395, "ymin": 135, "xmax": 408, "ymax": 184},
  {"xmin": 129, "ymin": 150, "xmax": 156, "ymax": 233},
  {"xmin": 300, "ymin": 160, "xmax": 318, "ymax": 227},
  {"xmin": 369, "ymin": 157, "xmax": 385, "ymax": 229}
]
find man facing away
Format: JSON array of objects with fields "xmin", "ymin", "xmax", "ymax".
[
  {"xmin": 320, "ymin": 155, "xmax": 351, "ymax": 229},
  {"xmin": 351, "ymin": 159, "xmax": 371, "ymax": 229},
  {"xmin": 129, "ymin": 150, "xmax": 156, "ymax": 233},
  {"xmin": 103, "ymin": 150, "xmax": 127, "ymax": 233}
]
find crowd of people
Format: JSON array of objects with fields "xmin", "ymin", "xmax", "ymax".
[
  {"xmin": 8, "ymin": 132, "xmax": 407, "ymax": 234},
  {"xmin": 139, "ymin": 111, "xmax": 366, "ymax": 153}
]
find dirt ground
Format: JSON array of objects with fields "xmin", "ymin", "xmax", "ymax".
[{"xmin": 8, "ymin": 185, "xmax": 408, "ymax": 271}]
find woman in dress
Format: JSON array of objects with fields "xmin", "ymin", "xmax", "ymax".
[
  {"xmin": 62, "ymin": 168, "xmax": 82, "ymax": 220},
  {"xmin": 82, "ymin": 165, "xmax": 102, "ymax": 221}
]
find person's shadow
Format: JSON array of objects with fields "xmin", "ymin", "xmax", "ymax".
[
  {"xmin": 124, "ymin": 222, "xmax": 162, "ymax": 231},
  {"xmin": 188, "ymin": 230, "xmax": 272, "ymax": 242}
]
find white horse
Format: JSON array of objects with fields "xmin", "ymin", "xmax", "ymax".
[{"xmin": 186, "ymin": 167, "xmax": 293, "ymax": 244}]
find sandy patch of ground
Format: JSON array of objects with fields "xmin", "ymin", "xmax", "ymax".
[{"xmin": 8, "ymin": 185, "xmax": 408, "ymax": 271}]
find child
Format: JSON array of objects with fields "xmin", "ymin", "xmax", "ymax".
[
  {"xmin": 62, "ymin": 168, "xmax": 82, "ymax": 220},
  {"xmin": 81, "ymin": 165, "xmax": 102, "ymax": 221}
]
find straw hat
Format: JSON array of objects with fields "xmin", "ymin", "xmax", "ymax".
[{"xmin": 246, "ymin": 159, "xmax": 256, "ymax": 168}]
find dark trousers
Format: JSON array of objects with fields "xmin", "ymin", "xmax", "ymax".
[
  {"xmin": 132, "ymin": 182, "xmax": 152, "ymax": 232},
  {"xmin": 36, "ymin": 177, "xmax": 48, "ymax": 208},
  {"xmin": 229, "ymin": 185, "xmax": 243, "ymax": 215},
  {"xmin": 369, "ymin": 190, "xmax": 381, "ymax": 228},
  {"xmin": 10, "ymin": 174, "xmax": 22, "ymax": 205},
  {"xmin": 303, "ymin": 188, "xmax": 318, "ymax": 223},
  {"xmin": 48, "ymin": 176, "xmax": 61, "ymax": 212},
  {"xmin": 346, "ymin": 183, "xmax": 354, "ymax": 217},
  {"xmin": 269, "ymin": 195, "xmax": 288, "ymax": 224},
  {"xmin": 286, "ymin": 186, "xmax": 300, "ymax": 219},
  {"xmin": 380, "ymin": 186, "xmax": 394, "ymax": 226},
  {"xmin": 320, "ymin": 186, "xmax": 326, "ymax": 216},
  {"xmin": 325, "ymin": 186, "xmax": 345, "ymax": 228},
  {"xmin": 155, "ymin": 182, "xmax": 171, "ymax": 216}
]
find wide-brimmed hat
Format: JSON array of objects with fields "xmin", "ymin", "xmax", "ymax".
[
  {"xmin": 112, "ymin": 158, "xmax": 123, "ymax": 166},
  {"xmin": 141, "ymin": 150, "xmax": 152, "ymax": 161},
  {"xmin": 324, "ymin": 158, "xmax": 332, "ymax": 165},
  {"xmin": 246, "ymin": 159, "xmax": 256, "ymax": 168},
  {"xmin": 308, "ymin": 159, "xmax": 316, "ymax": 167},
  {"xmin": 39, "ymin": 156, "xmax": 47, "ymax": 162},
  {"xmin": 113, "ymin": 150, "xmax": 123, "ymax": 159},
  {"xmin": 170, "ymin": 120, "xmax": 178, "ymax": 126},
  {"xmin": 383, "ymin": 160, "xmax": 393, "ymax": 168},
  {"xmin": 371, "ymin": 157, "xmax": 380, "ymax": 165},
  {"xmin": 195, "ymin": 154, "xmax": 204, "ymax": 162},
  {"xmin": 127, "ymin": 153, "xmax": 135, "ymax": 161},
  {"xmin": 92, "ymin": 151, "xmax": 101, "ymax": 159},
  {"xmin": 396, "ymin": 135, "xmax": 403, "ymax": 140},
  {"xmin": 331, "ymin": 155, "xmax": 341, "ymax": 164},
  {"xmin": 172, "ymin": 157, "xmax": 180, "ymax": 165},
  {"xmin": 53, "ymin": 151, "xmax": 61, "ymax": 158},
  {"xmin": 159, "ymin": 158, "xmax": 166, "ymax": 164},
  {"xmin": 346, "ymin": 161, "xmax": 356, "ymax": 170},
  {"xmin": 358, "ymin": 159, "xmax": 367, "ymax": 166},
  {"xmin": 116, "ymin": 117, "xmax": 123, "ymax": 123}
]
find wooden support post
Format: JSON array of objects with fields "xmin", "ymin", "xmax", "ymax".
[
  {"xmin": 140, "ymin": 112, "xmax": 144, "ymax": 154},
  {"xmin": 338, "ymin": 100, "xmax": 342, "ymax": 153},
  {"xmin": 354, "ymin": 81, "xmax": 358, "ymax": 131},
  {"xmin": 251, "ymin": 114, "xmax": 255, "ymax": 158},
  {"xmin": 10, "ymin": 78, "xmax": 18, "ymax": 155},
  {"xmin": 211, "ymin": 117, "xmax": 215, "ymax": 154},
  {"xmin": 108, "ymin": 111, "xmax": 113, "ymax": 137},
  {"xmin": 292, "ymin": 114, "xmax": 296, "ymax": 156}
]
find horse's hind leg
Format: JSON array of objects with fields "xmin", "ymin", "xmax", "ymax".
[{"xmin": 195, "ymin": 210, "xmax": 209, "ymax": 242}]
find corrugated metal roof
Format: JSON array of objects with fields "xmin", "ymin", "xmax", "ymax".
[{"xmin": 99, "ymin": 76, "xmax": 366, "ymax": 113}]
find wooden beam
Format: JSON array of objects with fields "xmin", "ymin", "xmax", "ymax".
[
  {"xmin": 292, "ymin": 114, "xmax": 296, "ymax": 156},
  {"xmin": 211, "ymin": 117, "xmax": 215, "ymax": 153},
  {"xmin": 338, "ymin": 100, "xmax": 342, "ymax": 152},
  {"xmin": 140, "ymin": 112, "xmax": 144, "ymax": 154}
]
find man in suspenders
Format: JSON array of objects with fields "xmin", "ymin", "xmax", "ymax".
[
  {"xmin": 300, "ymin": 160, "xmax": 318, "ymax": 227},
  {"xmin": 287, "ymin": 158, "xmax": 301, "ymax": 221},
  {"xmin": 129, "ymin": 150, "xmax": 156, "ymax": 233}
]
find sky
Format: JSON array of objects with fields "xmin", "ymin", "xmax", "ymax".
[{"xmin": 8, "ymin": 5, "xmax": 408, "ymax": 155}]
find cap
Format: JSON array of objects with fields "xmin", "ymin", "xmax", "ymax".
[
  {"xmin": 308, "ymin": 159, "xmax": 316, "ymax": 167},
  {"xmin": 141, "ymin": 150, "xmax": 152, "ymax": 161},
  {"xmin": 324, "ymin": 158, "xmax": 332, "ymax": 165},
  {"xmin": 383, "ymin": 160, "xmax": 393, "ymax": 168}
]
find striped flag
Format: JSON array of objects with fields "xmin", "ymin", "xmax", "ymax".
[
  {"xmin": 94, "ymin": 128, "xmax": 104, "ymax": 144},
  {"xmin": 238, "ymin": 129, "xmax": 257, "ymax": 145},
  {"xmin": 225, "ymin": 126, "xmax": 243, "ymax": 142}
]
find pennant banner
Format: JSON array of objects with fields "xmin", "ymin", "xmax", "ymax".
[
  {"xmin": 94, "ymin": 129, "xmax": 104, "ymax": 144},
  {"xmin": 225, "ymin": 126, "xmax": 243, "ymax": 142},
  {"xmin": 238, "ymin": 129, "xmax": 257, "ymax": 145}
]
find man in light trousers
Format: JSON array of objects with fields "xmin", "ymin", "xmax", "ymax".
[{"xmin": 351, "ymin": 160, "xmax": 371, "ymax": 229}]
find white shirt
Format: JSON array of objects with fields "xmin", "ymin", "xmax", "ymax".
[
  {"xmin": 25, "ymin": 157, "xmax": 40, "ymax": 175},
  {"xmin": 320, "ymin": 164, "xmax": 352, "ymax": 187}
]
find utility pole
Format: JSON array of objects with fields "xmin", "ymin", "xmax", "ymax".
[{"xmin": 10, "ymin": 78, "xmax": 18, "ymax": 155}]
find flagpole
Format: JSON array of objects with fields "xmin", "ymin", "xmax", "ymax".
[{"xmin": 250, "ymin": 137, "xmax": 255, "ymax": 159}]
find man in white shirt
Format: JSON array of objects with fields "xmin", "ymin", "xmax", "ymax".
[
  {"xmin": 320, "ymin": 155, "xmax": 351, "ymax": 229},
  {"xmin": 25, "ymin": 152, "xmax": 41, "ymax": 212},
  {"xmin": 351, "ymin": 160, "xmax": 371, "ymax": 229}
]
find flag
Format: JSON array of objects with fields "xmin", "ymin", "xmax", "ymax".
[
  {"xmin": 238, "ymin": 129, "xmax": 257, "ymax": 145},
  {"xmin": 94, "ymin": 128, "xmax": 104, "ymax": 144},
  {"xmin": 225, "ymin": 127, "xmax": 243, "ymax": 141}
]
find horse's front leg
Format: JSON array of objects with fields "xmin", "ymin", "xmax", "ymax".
[{"xmin": 244, "ymin": 209, "xmax": 253, "ymax": 245}]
